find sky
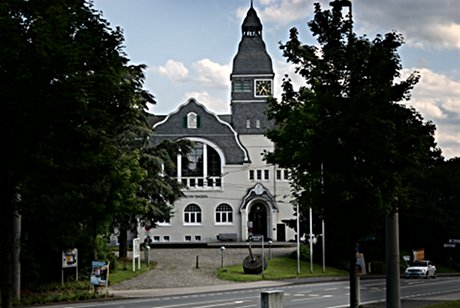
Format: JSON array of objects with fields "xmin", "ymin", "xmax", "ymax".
[{"xmin": 92, "ymin": 0, "xmax": 460, "ymax": 159}]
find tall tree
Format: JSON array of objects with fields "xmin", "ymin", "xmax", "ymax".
[
  {"xmin": 0, "ymin": 0, "xmax": 186, "ymax": 305},
  {"xmin": 265, "ymin": 3, "xmax": 440, "ymax": 307}
]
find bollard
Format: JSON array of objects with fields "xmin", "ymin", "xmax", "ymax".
[
  {"xmin": 220, "ymin": 246, "xmax": 225, "ymax": 268},
  {"xmin": 261, "ymin": 290, "xmax": 284, "ymax": 308},
  {"xmin": 144, "ymin": 246, "xmax": 150, "ymax": 267}
]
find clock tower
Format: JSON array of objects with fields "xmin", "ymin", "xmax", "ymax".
[{"xmin": 230, "ymin": 3, "xmax": 274, "ymax": 134}]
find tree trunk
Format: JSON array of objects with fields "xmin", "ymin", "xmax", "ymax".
[
  {"xmin": 118, "ymin": 227, "xmax": 128, "ymax": 259},
  {"xmin": 0, "ymin": 182, "xmax": 14, "ymax": 308}
]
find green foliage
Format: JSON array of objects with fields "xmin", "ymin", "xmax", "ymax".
[
  {"xmin": 15, "ymin": 281, "xmax": 100, "ymax": 306},
  {"xmin": 400, "ymin": 157, "xmax": 460, "ymax": 263},
  {"xmin": 290, "ymin": 243, "xmax": 310, "ymax": 261},
  {"xmin": 265, "ymin": 2, "xmax": 440, "ymax": 264},
  {"xmin": 217, "ymin": 256, "xmax": 347, "ymax": 281},
  {"xmin": 0, "ymin": 0, "xmax": 186, "ymax": 300},
  {"xmin": 109, "ymin": 259, "xmax": 156, "ymax": 285}
]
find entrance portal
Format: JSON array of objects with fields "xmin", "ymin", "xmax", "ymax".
[{"xmin": 249, "ymin": 203, "xmax": 267, "ymax": 239}]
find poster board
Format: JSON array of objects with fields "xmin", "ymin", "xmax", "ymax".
[
  {"xmin": 356, "ymin": 253, "xmax": 367, "ymax": 275},
  {"xmin": 61, "ymin": 248, "xmax": 78, "ymax": 285},
  {"xmin": 132, "ymin": 238, "xmax": 141, "ymax": 271},
  {"xmin": 90, "ymin": 260, "xmax": 110, "ymax": 293}
]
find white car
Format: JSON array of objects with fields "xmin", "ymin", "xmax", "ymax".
[{"xmin": 403, "ymin": 260, "xmax": 437, "ymax": 279}]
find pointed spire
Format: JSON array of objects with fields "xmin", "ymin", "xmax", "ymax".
[{"xmin": 242, "ymin": 1, "xmax": 262, "ymax": 37}]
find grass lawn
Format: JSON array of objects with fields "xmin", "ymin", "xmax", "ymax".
[
  {"xmin": 109, "ymin": 259, "xmax": 156, "ymax": 285},
  {"xmin": 218, "ymin": 256, "xmax": 347, "ymax": 282}
]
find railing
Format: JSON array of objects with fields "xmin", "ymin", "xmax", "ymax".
[{"xmin": 180, "ymin": 176, "xmax": 222, "ymax": 190}]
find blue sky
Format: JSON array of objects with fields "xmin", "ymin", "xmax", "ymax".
[{"xmin": 92, "ymin": 0, "xmax": 460, "ymax": 159}]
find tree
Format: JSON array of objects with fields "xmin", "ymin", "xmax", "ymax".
[
  {"xmin": 265, "ymin": 3, "xmax": 440, "ymax": 307},
  {"xmin": 400, "ymin": 157, "xmax": 460, "ymax": 265},
  {"xmin": 0, "ymin": 0, "xmax": 187, "ymax": 305}
]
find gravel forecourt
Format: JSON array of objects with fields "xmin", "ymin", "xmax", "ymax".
[{"xmin": 110, "ymin": 246, "xmax": 296, "ymax": 290}]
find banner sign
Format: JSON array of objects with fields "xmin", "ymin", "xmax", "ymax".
[
  {"xmin": 132, "ymin": 238, "xmax": 141, "ymax": 271},
  {"xmin": 356, "ymin": 253, "xmax": 367, "ymax": 275},
  {"xmin": 90, "ymin": 261, "xmax": 109, "ymax": 286},
  {"xmin": 62, "ymin": 248, "xmax": 78, "ymax": 268}
]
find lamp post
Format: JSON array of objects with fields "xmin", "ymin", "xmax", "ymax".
[
  {"xmin": 328, "ymin": 1, "xmax": 358, "ymax": 306},
  {"xmin": 329, "ymin": 0, "xmax": 352, "ymax": 18},
  {"xmin": 220, "ymin": 246, "xmax": 225, "ymax": 268}
]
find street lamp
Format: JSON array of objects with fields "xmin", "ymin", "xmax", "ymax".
[
  {"xmin": 329, "ymin": 0, "xmax": 352, "ymax": 15},
  {"xmin": 329, "ymin": 0, "xmax": 352, "ymax": 39}
]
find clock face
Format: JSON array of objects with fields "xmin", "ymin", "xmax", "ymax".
[{"xmin": 255, "ymin": 80, "xmax": 272, "ymax": 96}]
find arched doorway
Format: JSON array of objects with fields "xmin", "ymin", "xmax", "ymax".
[{"xmin": 248, "ymin": 202, "xmax": 267, "ymax": 239}]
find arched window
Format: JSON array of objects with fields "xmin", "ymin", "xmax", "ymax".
[
  {"xmin": 186, "ymin": 112, "xmax": 199, "ymax": 129},
  {"xmin": 184, "ymin": 204, "xmax": 202, "ymax": 224},
  {"xmin": 179, "ymin": 141, "xmax": 222, "ymax": 189},
  {"xmin": 215, "ymin": 204, "xmax": 233, "ymax": 223}
]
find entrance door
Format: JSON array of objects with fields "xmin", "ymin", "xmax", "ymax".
[{"xmin": 249, "ymin": 203, "xmax": 267, "ymax": 239}]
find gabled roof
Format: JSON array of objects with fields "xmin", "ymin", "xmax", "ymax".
[{"xmin": 151, "ymin": 98, "xmax": 250, "ymax": 164}]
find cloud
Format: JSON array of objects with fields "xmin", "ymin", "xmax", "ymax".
[
  {"xmin": 193, "ymin": 58, "xmax": 231, "ymax": 88},
  {"xmin": 152, "ymin": 60, "xmax": 190, "ymax": 82},
  {"xmin": 356, "ymin": 0, "xmax": 460, "ymax": 50},
  {"xmin": 402, "ymin": 68, "xmax": 460, "ymax": 158},
  {"xmin": 185, "ymin": 91, "xmax": 230, "ymax": 114},
  {"xmin": 236, "ymin": 0, "xmax": 312, "ymax": 29}
]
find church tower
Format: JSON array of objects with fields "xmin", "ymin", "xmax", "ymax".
[{"xmin": 231, "ymin": 3, "xmax": 274, "ymax": 134}]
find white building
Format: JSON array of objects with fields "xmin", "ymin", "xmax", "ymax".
[{"xmin": 142, "ymin": 4, "xmax": 295, "ymax": 243}]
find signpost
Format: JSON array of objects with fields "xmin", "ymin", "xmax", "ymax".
[
  {"xmin": 132, "ymin": 238, "xmax": 141, "ymax": 271},
  {"xmin": 61, "ymin": 248, "xmax": 78, "ymax": 285}
]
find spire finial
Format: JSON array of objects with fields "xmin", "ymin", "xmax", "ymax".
[{"xmin": 250, "ymin": 0, "xmax": 253, "ymax": 9}]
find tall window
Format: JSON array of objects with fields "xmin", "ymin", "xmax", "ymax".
[
  {"xmin": 180, "ymin": 141, "xmax": 222, "ymax": 189},
  {"xmin": 184, "ymin": 204, "xmax": 202, "ymax": 224},
  {"xmin": 215, "ymin": 204, "xmax": 233, "ymax": 223},
  {"xmin": 182, "ymin": 143, "xmax": 204, "ymax": 176}
]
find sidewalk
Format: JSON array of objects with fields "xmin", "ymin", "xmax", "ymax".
[{"xmin": 109, "ymin": 280, "xmax": 292, "ymax": 298}]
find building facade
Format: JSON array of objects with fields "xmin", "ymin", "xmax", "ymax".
[{"xmin": 142, "ymin": 4, "xmax": 295, "ymax": 243}]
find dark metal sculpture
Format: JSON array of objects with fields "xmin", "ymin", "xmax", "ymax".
[{"xmin": 242, "ymin": 242, "xmax": 267, "ymax": 274}]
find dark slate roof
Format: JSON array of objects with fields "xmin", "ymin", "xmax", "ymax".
[
  {"xmin": 150, "ymin": 99, "xmax": 250, "ymax": 165},
  {"xmin": 232, "ymin": 6, "xmax": 273, "ymax": 76}
]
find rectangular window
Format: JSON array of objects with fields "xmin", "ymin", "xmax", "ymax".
[
  {"xmin": 276, "ymin": 170, "xmax": 281, "ymax": 180},
  {"xmin": 216, "ymin": 212, "xmax": 220, "ymax": 223},
  {"xmin": 284, "ymin": 169, "xmax": 289, "ymax": 180},
  {"xmin": 256, "ymin": 120, "xmax": 260, "ymax": 128},
  {"xmin": 185, "ymin": 235, "xmax": 192, "ymax": 241},
  {"xmin": 233, "ymin": 80, "xmax": 243, "ymax": 92},
  {"xmin": 163, "ymin": 235, "xmax": 170, "ymax": 242},
  {"xmin": 243, "ymin": 80, "xmax": 252, "ymax": 92},
  {"xmin": 264, "ymin": 169, "xmax": 269, "ymax": 180},
  {"xmin": 257, "ymin": 170, "xmax": 262, "ymax": 180},
  {"xmin": 246, "ymin": 120, "xmax": 251, "ymax": 128},
  {"xmin": 249, "ymin": 170, "xmax": 254, "ymax": 180},
  {"xmin": 153, "ymin": 236, "xmax": 160, "ymax": 242},
  {"xmin": 184, "ymin": 213, "xmax": 189, "ymax": 223},
  {"xmin": 195, "ymin": 235, "xmax": 201, "ymax": 241}
]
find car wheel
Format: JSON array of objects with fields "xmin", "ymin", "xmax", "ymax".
[{"xmin": 432, "ymin": 271, "xmax": 437, "ymax": 279}]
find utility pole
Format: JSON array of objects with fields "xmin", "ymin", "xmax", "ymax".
[
  {"xmin": 386, "ymin": 211, "xmax": 401, "ymax": 308},
  {"xmin": 13, "ymin": 211, "xmax": 21, "ymax": 301}
]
